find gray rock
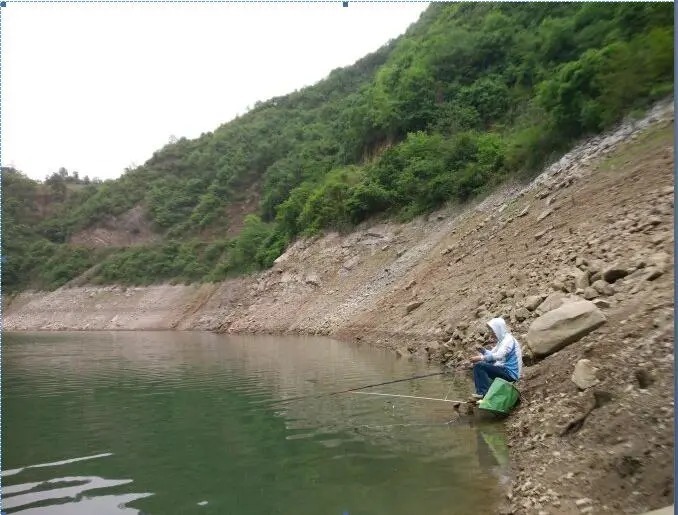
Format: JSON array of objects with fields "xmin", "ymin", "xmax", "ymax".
[
  {"xmin": 406, "ymin": 301, "xmax": 424, "ymax": 314},
  {"xmin": 574, "ymin": 269, "xmax": 590, "ymax": 290},
  {"xmin": 517, "ymin": 206, "xmax": 530, "ymax": 217},
  {"xmin": 425, "ymin": 342, "xmax": 441, "ymax": 356},
  {"xmin": 645, "ymin": 215, "xmax": 662, "ymax": 227},
  {"xmin": 525, "ymin": 295, "xmax": 545, "ymax": 312},
  {"xmin": 551, "ymin": 280, "xmax": 568, "ymax": 292},
  {"xmin": 625, "ymin": 268, "xmax": 646, "ymax": 281},
  {"xmin": 587, "ymin": 259, "xmax": 605, "ymax": 276},
  {"xmin": 342, "ymin": 256, "xmax": 360, "ymax": 270},
  {"xmin": 537, "ymin": 209, "xmax": 554, "ymax": 222},
  {"xmin": 395, "ymin": 348, "xmax": 410, "ymax": 358},
  {"xmin": 515, "ymin": 307, "xmax": 531, "ymax": 322},
  {"xmin": 305, "ymin": 274, "xmax": 321, "ymax": 286},
  {"xmin": 364, "ymin": 231, "xmax": 386, "ymax": 239},
  {"xmin": 649, "ymin": 251, "xmax": 670, "ymax": 272},
  {"xmin": 528, "ymin": 301, "xmax": 606, "ymax": 358},
  {"xmin": 592, "ymin": 279, "xmax": 615, "ymax": 296},
  {"xmin": 583, "ymin": 287, "xmax": 599, "ymax": 300},
  {"xmin": 651, "ymin": 233, "xmax": 669, "ymax": 246},
  {"xmin": 592, "ymin": 299, "xmax": 611, "ymax": 309},
  {"xmin": 631, "ymin": 255, "xmax": 647, "ymax": 269},
  {"xmin": 572, "ymin": 359, "xmax": 600, "ymax": 390},
  {"xmin": 644, "ymin": 267, "xmax": 664, "ymax": 281}
]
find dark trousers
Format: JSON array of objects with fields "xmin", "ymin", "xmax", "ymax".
[{"xmin": 473, "ymin": 361, "xmax": 515, "ymax": 396}]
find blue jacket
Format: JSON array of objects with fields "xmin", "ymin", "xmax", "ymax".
[{"xmin": 481, "ymin": 317, "xmax": 523, "ymax": 381}]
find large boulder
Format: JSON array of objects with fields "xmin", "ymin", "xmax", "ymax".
[
  {"xmin": 536, "ymin": 292, "xmax": 578, "ymax": 315},
  {"xmin": 528, "ymin": 300, "xmax": 606, "ymax": 358}
]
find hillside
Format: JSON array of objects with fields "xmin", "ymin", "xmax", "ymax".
[
  {"xmin": 5, "ymin": 100, "xmax": 675, "ymax": 514},
  {"xmin": 2, "ymin": 2, "xmax": 673, "ymax": 293}
]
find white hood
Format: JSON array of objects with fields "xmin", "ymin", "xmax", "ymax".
[{"xmin": 487, "ymin": 317, "xmax": 508, "ymax": 342}]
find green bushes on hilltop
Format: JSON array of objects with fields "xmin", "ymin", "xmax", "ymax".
[
  {"xmin": 3, "ymin": 3, "xmax": 673, "ymax": 291},
  {"xmin": 93, "ymin": 215, "xmax": 279, "ymax": 285}
]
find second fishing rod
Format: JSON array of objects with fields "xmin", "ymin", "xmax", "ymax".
[{"xmin": 259, "ymin": 365, "xmax": 462, "ymax": 407}]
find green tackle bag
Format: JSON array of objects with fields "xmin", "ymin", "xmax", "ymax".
[{"xmin": 477, "ymin": 378, "xmax": 520, "ymax": 416}]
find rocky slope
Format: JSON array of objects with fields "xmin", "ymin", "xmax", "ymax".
[{"xmin": 4, "ymin": 101, "xmax": 674, "ymax": 514}]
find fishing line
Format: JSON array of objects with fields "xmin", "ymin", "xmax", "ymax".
[
  {"xmin": 260, "ymin": 370, "xmax": 450, "ymax": 407},
  {"xmin": 443, "ymin": 382, "xmax": 454, "ymax": 401}
]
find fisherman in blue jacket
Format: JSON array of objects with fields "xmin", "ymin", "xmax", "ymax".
[{"xmin": 470, "ymin": 317, "xmax": 523, "ymax": 399}]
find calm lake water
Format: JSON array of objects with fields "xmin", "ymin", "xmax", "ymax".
[{"xmin": 2, "ymin": 331, "xmax": 507, "ymax": 514}]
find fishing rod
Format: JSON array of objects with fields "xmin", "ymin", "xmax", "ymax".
[
  {"xmin": 261, "ymin": 370, "xmax": 452, "ymax": 407},
  {"xmin": 351, "ymin": 391, "xmax": 466, "ymax": 404}
]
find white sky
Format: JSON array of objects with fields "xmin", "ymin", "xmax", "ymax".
[{"xmin": 2, "ymin": 2, "xmax": 429, "ymax": 181}]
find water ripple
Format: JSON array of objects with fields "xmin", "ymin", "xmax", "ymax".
[
  {"xmin": 2, "ymin": 453, "xmax": 113, "ymax": 478},
  {"xmin": 3, "ymin": 474, "xmax": 152, "ymax": 514}
]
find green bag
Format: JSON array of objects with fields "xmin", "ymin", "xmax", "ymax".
[{"xmin": 477, "ymin": 378, "xmax": 520, "ymax": 416}]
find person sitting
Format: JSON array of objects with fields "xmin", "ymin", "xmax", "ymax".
[{"xmin": 470, "ymin": 317, "xmax": 523, "ymax": 400}]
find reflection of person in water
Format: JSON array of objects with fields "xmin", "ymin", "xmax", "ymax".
[{"xmin": 475, "ymin": 426, "xmax": 510, "ymax": 485}]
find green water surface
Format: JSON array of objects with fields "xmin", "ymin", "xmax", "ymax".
[{"xmin": 2, "ymin": 331, "xmax": 507, "ymax": 514}]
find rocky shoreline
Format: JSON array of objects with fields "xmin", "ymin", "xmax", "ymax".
[{"xmin": 4, "ymin": 101, "xmax": 674, "ymax": 514}]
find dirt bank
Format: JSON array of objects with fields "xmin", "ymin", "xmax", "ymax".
[{"xmin": 4, "ymin": 101, "xmax": 674, "ymax": 514}]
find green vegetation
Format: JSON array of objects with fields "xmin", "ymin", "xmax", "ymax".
[
  {"xmin": 2, "ymin": 167, "xmax": 109, "ymax": 291},
  {"xmin": 3, "ymin": 3, "xmax": 673, "ymax": 291}
]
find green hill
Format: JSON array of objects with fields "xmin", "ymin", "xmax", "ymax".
[{"xmin": 3, "ymin": 2, "xmax": 673, "ymax": 292}]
